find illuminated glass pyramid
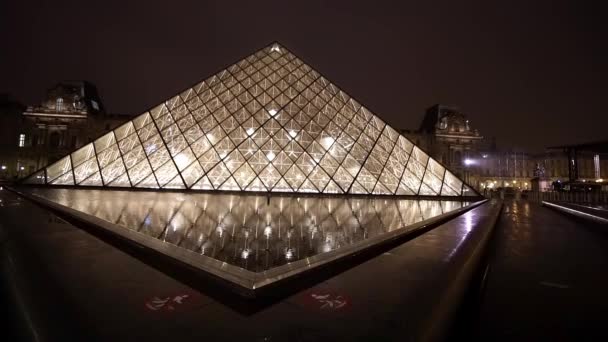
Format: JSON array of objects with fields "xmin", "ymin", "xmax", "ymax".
[{"xmin": 23, "ymin": 43, "xmax": 476, "ymax": 196}]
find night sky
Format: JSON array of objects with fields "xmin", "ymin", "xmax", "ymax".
[{"xmin": 1, "ymin": 1, "xmax": 606, "ymax": 152}]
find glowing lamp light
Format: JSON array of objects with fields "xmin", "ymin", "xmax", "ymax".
[
  {"xmin": 246, "ymin": 128, "xmax": 255, "ymax": 136},
  {"xmin": 268, "ymin": 109, "xmax": 278, "ymax": 116},
  {"xmin": 241, "ymin": 248, "xmax": 251, "ymax": 259},
  {"xmin": 174, "ymin": 153, "xmax": 190, "ymax": 169},
  {"xmin": 145, "ymin": 144, "xmax": 157, "ymax": 154},
  {"xmin": 285, "ymin": 248, "xmax": 295, "ymax": 260},
  {"xmin": 264, "ymin": 225, "xmax": 272, "ymax": 237},
  {"xmin": 266, "ymin": 151, "xmax": 275, "ymax": 161},
  {"xmin": 270, "ymin": 45, "xmax": 281, "ymax": 53},
  {"xmin": 1, "ymin": 165, "xmax": 6, "ymax": 170},
  {"xmin": 289, "ymin": 130, "xmax": 297, "ymax": 138},
  {"xmin": 321, "ymin": 136, "xmax": 335, "ymax": 150},
  {"xmin": 597, "ymin": 179, "xmax": 604, "ymax": 183},
  {"xmin": 19, "ymin": 166, "xmax": 24, "ymax": 170},
  {"xmin": 463, "ymin": 159, "xmax": 475, "ymax": 166}
]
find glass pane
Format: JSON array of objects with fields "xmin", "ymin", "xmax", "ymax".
[
  {"xmin": 49, "ymin": 170, "xmax": 74, "ymax": 185},
  {"xmin": 94, "ymin": 132, "xmax": 115, "ymax": 154},
  {"xmin": 101, "ymin": 159, "xmax": 127, "ymax": 185},
  {"xmin": 74, "ymin": 158, "xmax": 100, "ymax": 185},
  {"xmin": 114, "ymin": 122, "xmax": 135, "ymax": 141},
  {"xmin": 71, "ymin": 143, "xmax": 95, "ymax": 168},
  {"xmin": 443, "ymin": 171, "xmax": 463, "ymax": 195},
  {"xmin": 46, "ymin": 156, "xmax": 72, "ymax": 182}
]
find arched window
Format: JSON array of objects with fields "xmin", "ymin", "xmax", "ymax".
[{"xmin": 56, "ymin": 97, "xmax": 64, "ymax": 111}]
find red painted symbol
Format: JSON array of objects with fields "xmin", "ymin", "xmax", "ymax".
[
  {"xmin": 311, "ymin": 293, "xmax": 348, "ymax": 310},
  {"xmin": 295, "ymin": 288, "xmax": 351, "ymax": 312},
  {"xmin": 145, "ymin": 294, "xmax": 189, "ymax": 311}
]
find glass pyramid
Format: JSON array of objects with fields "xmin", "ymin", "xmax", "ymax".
[{"xmin": 23, "ymin": 42, "xmax": 477, "ymax": 197}]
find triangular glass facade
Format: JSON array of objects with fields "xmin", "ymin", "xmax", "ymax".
[{"xmin": 23, "ymin": 43, "xmax": 477, "ymax": 197}]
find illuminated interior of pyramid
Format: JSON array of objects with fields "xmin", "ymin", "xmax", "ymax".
[{"xmin": 23, "ymin": 43, "xmax": 477, "ymax": 197}]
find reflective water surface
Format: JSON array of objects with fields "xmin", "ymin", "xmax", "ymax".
[{"xmin": 26, "ymin": 188, "xmax": 470, "ymax": 273}]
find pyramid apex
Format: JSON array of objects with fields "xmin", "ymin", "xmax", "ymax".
[{"xmin": 269, "ymin": 42, "xmax": 284, "ymax": 54}]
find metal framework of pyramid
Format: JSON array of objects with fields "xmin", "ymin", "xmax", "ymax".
[{"xmin": 23, "ymin": 42, "xmax": 477, "ymax": 197}]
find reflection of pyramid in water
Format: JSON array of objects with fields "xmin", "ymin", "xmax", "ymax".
[{"xmin": 24, "ymin": 43, "xmax": 476, "ymax": 196}]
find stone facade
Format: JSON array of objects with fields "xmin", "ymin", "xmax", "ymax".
[
  {"xmin": 0, "ymin": 82, "xmax": 130, "ymax": 180},
  {"xmin": 401, "ymin": 104, "xmax": 608, "ymax": 192},
  {"xmin": 400, "ymin": 105, "xmax": 484, "ymax": 186}
]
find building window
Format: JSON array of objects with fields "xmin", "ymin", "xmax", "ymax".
[
  {"xmin": 56, "ymin": 97, "xmax": 64, "ymax": 111},
  {"xmin": 49, "ymin": 132, "xmax": 60, "ymax": 148},
  {"xmin": 594, "ymin": 154, "xmax": 601, "ymax": 179},
  {"xmin": 18, "ymin": 133, "xmax": 25, "ymax": 147}
]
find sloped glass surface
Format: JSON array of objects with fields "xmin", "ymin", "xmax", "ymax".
[
  {"xmin": 22, "ymin": 42, "xmax": 478, "ymax": 197},
  {"xmin": 24, "ymin": 188, "xmax": 470, "ymax": 273}
]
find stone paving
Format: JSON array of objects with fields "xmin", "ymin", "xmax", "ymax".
[
  {"xmin": 477, "ymin": 199, "xmax": 608, "ymax": 340},
  {"xmin": 0, "ymin": 188, "xmax": 499, "ymax": 341}
]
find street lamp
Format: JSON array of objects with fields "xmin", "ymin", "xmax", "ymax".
[{"xmin": 463, "ymin": 159, "xmax": 475, "ymax": 185}]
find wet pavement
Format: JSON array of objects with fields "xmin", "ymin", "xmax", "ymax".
[
  {"xmin": 477, "ymin": 199, "xmax": 608, "ymax": 340},
  {"xmin": 0, "ymin": 188, "xmax": 500, "ymax": 341}
]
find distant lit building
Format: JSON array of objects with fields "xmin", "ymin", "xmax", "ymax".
[
  {"xmin": 401, "ymin": 105, "xmax": 607, "ymax": 192},
  {"xmin": 16, "ymin": 81, "xmax": 130, "ymax": 176},
  {"xmin": 476, "ymin": 150, "xmax": 536, "ymax": 191},
  {"xmin": 400, "ymin": 105, "xmax": 483, "ymax": 185},
  {"xmin": 0, "ymin": 94, "xmax": 26, "ymax": 180}
]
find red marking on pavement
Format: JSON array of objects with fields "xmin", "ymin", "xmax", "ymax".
[
  {"xmin": 294, "ymin": 288, "xmax": 351, "ymax": 312},
  {"xmin": 144, "ymin": 291, "xmax": 203, "ymax": 313}
]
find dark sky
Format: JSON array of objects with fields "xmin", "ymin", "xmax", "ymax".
[{"xmin": 1, "ymin": 1, "xmax": 607, "ymax": 152}]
